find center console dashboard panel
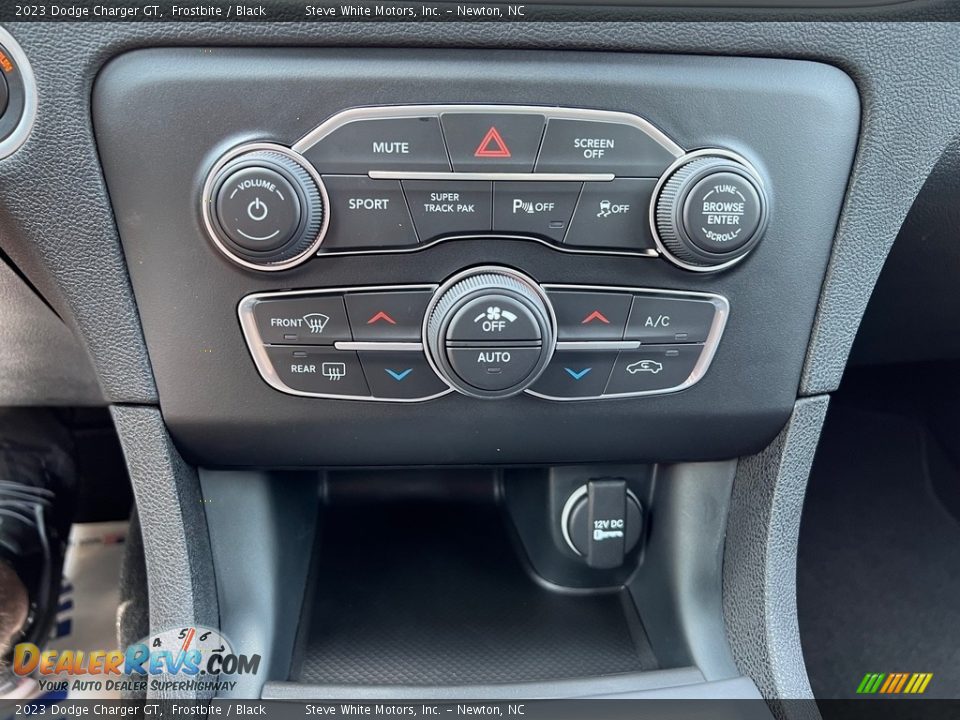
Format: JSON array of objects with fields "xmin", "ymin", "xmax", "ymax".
[{"xmin": 94, "ymin": 49, "xmax": 858, "ymax": 467}]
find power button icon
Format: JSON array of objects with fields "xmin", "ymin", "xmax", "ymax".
[
  {"xmin": 214, "ymin": 165, "xmax": 302, "ymax": 253},
  {"xmin": 247, "ymin": 197, "xmax": 269, "ymax": 222}
]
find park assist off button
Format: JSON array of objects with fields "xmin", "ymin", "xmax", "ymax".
[
  {"xmin": 493, "ymin": 182, "xmax": 581, "ymax": 242},
  {"xmin": 535, "ymin": 119, "xmax": 675, "ymax": 176}
]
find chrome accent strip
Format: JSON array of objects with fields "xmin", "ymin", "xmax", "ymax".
[
  {"xmin": 648, "ymin": 148, "xmax": 767, "ymax": 274},
  {"xmin": 335, "ymin": 341, "xmax": 424, "ymax": 352},
  {"xmin": 371, "ymin": 171, "xmax": 617, "ymax": 182},
  {"xmin": 0, "ymin": 26, "xmax": 38, "ymax": 159},
  {"xmin": 201, "ymin": 142, "xmax": 330, "ymax": 273},
  {"xmin": 238, "ymin": 284, "xmax": 452, "ymax": 402},
  {"xmin": 315, "ymin": 233, "xmax": 659, "ymax": 260},
  {"xmin": 526, "ymin": 284, "xmax": 729, "ymax": 401},
  {"xmin": 556, "ymin": 341, "xmax": 641, "ymax": 351},
  {"xmin": 291, "ymin": 104, "xmax": 684, "ymax": 159}
]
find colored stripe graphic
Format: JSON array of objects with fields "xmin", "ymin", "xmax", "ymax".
[{"xmin": 857, "ymin": 672, "xmax": 932, "ymax": 694}]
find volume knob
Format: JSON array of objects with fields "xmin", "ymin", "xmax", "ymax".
[
  {"xmin": 203, "ymin": 144, "xmax": 328, "ymax": 271},
  {"xmin": 654, "ymin": 153, "xmax": 768, "ymax": 271}
]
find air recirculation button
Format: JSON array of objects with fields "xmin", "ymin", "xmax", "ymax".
[{"xmin": 425, "ymin": 268, "xmax": 556, "ymax": 399}]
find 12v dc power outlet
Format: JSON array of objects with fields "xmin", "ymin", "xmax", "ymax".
[{"xmin": 563, "ymin": 479, "xmax": 643, "ymax": 569}]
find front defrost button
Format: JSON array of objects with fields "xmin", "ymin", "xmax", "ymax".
[{"xmin": 252, "ymin": 296, "xmax": 352, "ymax": 345}]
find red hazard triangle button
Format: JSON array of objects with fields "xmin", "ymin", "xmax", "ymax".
[
  {"xmin": 441, "ymin": 113, "xmax": 545, "ymax": 171},
  {"xmin": 474, "ymin": 126, "xmax": 512, "ymax": 158}
]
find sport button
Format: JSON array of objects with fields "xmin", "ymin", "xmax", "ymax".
[
  {"xmin": 441, "ymin": 113, "xmax": 545, "ymax": 172},
  {"xmin": 446, "ymin": 295, "xmax": 541, "ymax": 343},
  {"xmin": 493, "ymin": 181, "xmax": 581, "ymax": 242},
  {"xmin": 535, "ymin": 119, "xmax": 675, "ymax": 176},
  {"xmin": 322, "ymin": 176, "xmax": 418, "ymax": 249}
]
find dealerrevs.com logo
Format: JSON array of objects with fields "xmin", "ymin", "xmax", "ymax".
[
  {"xmin": 13, "ymin": 626, "xmax": 260, "ymax": 694},
  {"xmin": 856, "ymin": 672, "xmax": 934, "ymax": 695}
]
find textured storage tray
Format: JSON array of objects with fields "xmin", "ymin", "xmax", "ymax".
[{"xmin": 292, "ymin": 501, "xmax": 657, "ymax": 686}]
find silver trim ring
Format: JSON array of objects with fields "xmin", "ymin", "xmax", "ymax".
[
  {"xmin": 649, "ymin": 148, "xmax": 768, "ymax": 274},
  {"xmin": 560, "ymin": 484, "xmax": 642, "ymax": 557},
  {"xmin": 420, "ymin": 265, "xmax": 558, "ymax": 400},
  {"xmin": 0, "ymin": 26, "xmax": 38, "ymax": 160},
  {"xmin": 201, "ymin": 142, "xmax": 330, "ymax": 272}
]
